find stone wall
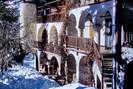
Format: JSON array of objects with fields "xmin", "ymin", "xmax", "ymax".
[{"xmin": 20, "ymin": 2, "xmax": 37, "ymax": 51}]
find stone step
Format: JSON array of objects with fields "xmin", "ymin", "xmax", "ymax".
[
  {"xmin": 102, "ymin": 53, "xmax": 114, "ymax": 58},
  {"xmin": 103, "ymin": 73, "xmax": 112, "ymax": 78},
  {"xmin": 106, "ymin": 82, "xmax": 112, "ymax": 88},
  {"xmin": 106, "ymin": 88, "xmax": 112, "ymax": 89},
  {"xmin": 103, "ymin": 64, "xmax": 112, "ymax": 67},
  {"xmin": 104, "ymin": 78, "xmax": 112, "ymax": 83},
  {"xmin": 103, "ymin": 69, "xmax": 113, "ymax": 74},
  {"xmin": 103, "ymin": 60, "xmax": 112, "ymax": 62},
  {"xmin": 102, "ymin": 56, "xmax": 113, "ymax": 89},
  {"xmin": 103, "ymin": 66, "xmax": 112, "ymax": 68}
]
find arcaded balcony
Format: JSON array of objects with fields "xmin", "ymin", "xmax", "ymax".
[{"xmin": 43, "ymin": 43, "xmax": 63, "ymax": 55}]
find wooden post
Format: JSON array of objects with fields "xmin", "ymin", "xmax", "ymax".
[
  {"xmin": 115, "ymin": 0, "xmax": 123, "ymax": 89},
  {"xmin": 115, "ymin": 0, "xmax": 123, "ymax": 65}
]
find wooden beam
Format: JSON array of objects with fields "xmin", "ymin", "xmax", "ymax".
[{"xmin": 45, "ymin": 0, "xmax": 61, "ymax": 6}]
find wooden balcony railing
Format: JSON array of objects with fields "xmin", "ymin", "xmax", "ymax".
[
  {"xmin": 33, "ymin": 41, "xmax": 43, "ymax": 49},
  {"xmin": 33, "ymin": 35, "xmax": 102, "ymax": 68},
  {"xmin": 63, "ymin": 35, "xmax": 97, "ymax": 53},
  {"xmin": 44, "ymin": 43, "xmax": 62, "ymax": 55}
]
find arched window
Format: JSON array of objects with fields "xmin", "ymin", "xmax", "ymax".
[
  {"xmin": 79, "ymin": 11, "xmax": 95, "ymax": 39},
  {"xmin": 66, "ymin": 14, "xmax": 77, "ymax": 36},
  {"xmin": 79, "ymin": 56, "xmax": 93, "ymax": 85},
  {"xmin": 95, "ymin": 9, "xmax": 112, "ymax": 48},
  {"xmin": 39, "ymin": 52, "xmax": 48, "ymax": 74},
  {"xmin": 104, "ymin": 11, "xmax": 112, "ymax": 49},
  {"xmin": 42, "ymin": 29, "xmax": 48, "ymax": 47},
  {"xmin": 67, "ymin": 54, "xmax": 76, "ymax": 83},
  {"xmin": 50, "ymin": 56, "xmax": 59, "ymax": 75},
  {"xmin": 38, "ymin": 27, "xmax": 48, "ymax": 48},
  {"xmin": 49, "ymin": 25, "xmax": 58, "ymax": 46}
]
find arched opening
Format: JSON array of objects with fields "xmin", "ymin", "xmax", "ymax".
[
  {"xmin": 79, "ymin": 11, "xmax": 95, "ymax": 39},
  {"xmin": 67, "ymin": 54, "xmax": 76, "ymax": 83},
  {"xmin": 49, "ymin": 25, "xmax": 58, "ymax": 46},
  {"xmin": 104, "ymin": 11, "xmax": 112, "ymax": 49},
  {"xmin": 123, "ymin": 0, "xmax": 133, "ymax": 45},
  {"xmin": 50, "ymin": 56, "xmax": 59, "ymax": 75},
  {"xmin": 79, "ymin": 56, "xmax": 93, "ymax": 85},
  {"xmin": 42, "ymin": 29, "xmax": 48, "ymax": 48},
  {"xmin": 66, "ymin": 14, "xmax": 77, "ymax": 36},
  {"xmin": 124, "ymin": 61, "xmax": 133, "ymax": 89},
  {"xmin": 95, "ymin": 9, "xmax": 112, "ymax": 49},
  {"xmin": 39, "ymin": 51, "xmax": 48, "ymax": 74},
  {"xmin": 37, "ymin": 27, "xmax": 48, "ymax": 49}
]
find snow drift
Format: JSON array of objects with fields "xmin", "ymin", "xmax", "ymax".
[{"xmin": 50, "ymin": 83, "xmax": 97, "ymax": 89}]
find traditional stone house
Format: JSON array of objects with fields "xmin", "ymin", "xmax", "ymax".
[{"xmin": 20, "ymin": 0, "xmax": 133, "ymax": 89}]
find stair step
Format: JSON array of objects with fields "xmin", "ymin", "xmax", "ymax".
[
  {"xmin": 103, "ymin": 61, "xmax": 112, "ymax": 63},
  {"xmin": 103, "ymin": 69, "xmax": 113, "ymax": 73},
  {"xmin": 103, "ymin": 53, "xmax": 114, "ymax": 58},
  {"xmin": 103, "ymin": 66, "xmax": 112, "ymax": 68},
  {"xmin": 103, "ymin": 74, "xmax": 112, "ymax": 78},
  {"xmin": 106, "ymin": 88, "xmax": 112, "ymax": 89},
  {"xmin": 103, "ymin": 64, "xmax": 112, "ymax": 67},
  {"xmin": 103, "ymin": 59, "xmax": 112, "ymax": 62},
  {"xmin": 103, "ymin": 68, "xmax": 113, "ymax": 71},
  {"xmin": 104, "ymin": 78, "xmax": 112, "ymax": 82},
  {"xmin": 103, "ymin": 66, "xmax": 112, "ymax": 69},
  {"xmin": 106, "ymin": 82, "xmax": 112, "ymax": 88}
]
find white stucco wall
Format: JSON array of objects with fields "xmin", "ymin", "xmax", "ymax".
[
  {"xmin": 35, "ymin": 0, "xmax": 115, "ymax": 86},
  {"xmin": 68, "ymin": 0, "xmax": 114, "ymax": 46}
]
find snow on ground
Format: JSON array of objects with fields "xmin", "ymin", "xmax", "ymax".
[
  {"xmin": 122, "ymin": 47, "xmax": 133, "ymax": 64},
  {"xmin": 0, "ymin": 53, "xmax": 59, "ymax": 89},
  {"xmin": 23, "ymin": 53, "xmax": 36, "ymax": 68},
  {"xmin": 50, "ymin": 83, "xmax": 97, "ymax": 89}
]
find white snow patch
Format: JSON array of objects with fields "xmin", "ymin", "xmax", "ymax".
[
  {"xmin": 50, "ymin": 83, "xmax": 97, "ymax": 89},
  {"xmin": 122, "ymin": 47, "xmax": 133, "ymax": 64}
]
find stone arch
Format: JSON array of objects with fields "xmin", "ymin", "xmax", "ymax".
[
  {"xmin": 79, "ymin": 56, "xmax": 93, "ymax": 85},
  {"xmin": 39, "ymin": 51, "xmax": 48, "ymax": 74},
  {"xmin": 38, "ymin": 26, "xmax": 47, "ymax": 41},
  {"xmin": 66, "ymin": 14, "xmax": 78, "ymax": 36},
  {"xmin": 67, "ymin": 54, "xmax": 76, "ymax": 83},
  {"xmin": 37, "ymin": 26, "xmax": 48, "ymax": 48},
  {"xmin": 79, "ymin": 11, "xmax": 95, "ymax": 39},
  {"xmin": 49, "ymin": 56, "xmax": 59, "ymax": 75},
  {"xmin": 95, "ymin": 9, "xmax": 112, "ymax": 48},
  {"xmin": 123, "ymin": 0, "xmax": 133, "ymax": 26},
  {"xmin": 49, "ymin": 25, "xmax": 58, "ymax": 46},
  {"xmin": 95, "ymin": 8, "xmax": 112, "ymax": 30},
  {"xmin": 42, "ymin": 29, "xmax": 48, "ymax": 47}
]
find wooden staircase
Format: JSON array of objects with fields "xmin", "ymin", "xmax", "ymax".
[{"xmin": 102, "ymin": 54, "xmax": 113, "ymax": 89}]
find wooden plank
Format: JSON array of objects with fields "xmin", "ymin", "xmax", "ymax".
[{"xmin": 45, "ymin": 0, "xmax": 61, "ymax": 5}]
